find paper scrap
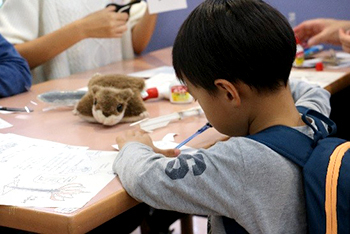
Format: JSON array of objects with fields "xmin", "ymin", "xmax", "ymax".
[
  {"xmin": 112, "ymin": 133, "xmax": 197, "ymax": 154},
  {"xmin": 162, "ymin": 133, "xmax": 177, "ymax": 142},
  {"xmin": 147, "ymin": 0, "xmax": 187, "ymax": 14},
  {"xmin": 0, "ymin": 117, "xmax": 12, "ymax": 129}
]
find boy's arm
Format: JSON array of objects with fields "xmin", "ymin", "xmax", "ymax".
[
  {"xmin": 113, "ymin": 137, "xmax": 303, "ymax": 224},
  {"xmin": 0, "ymin": 34, "xmax": 32, "ymax": 97},
  {"xmin": 113, "ymin": 141, "xmax": 245, "ymax": 217},
  {"xmin": 289, "ymin": 79, "xmax": 331, "ymax": 116}
]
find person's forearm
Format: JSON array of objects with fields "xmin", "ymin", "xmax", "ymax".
[
  {"xmin": 132, "ymin": 10, "xmax": 158, "ymax": 54},
  {"xmin": 14, "ymin": 21, "xmax": 86, "ymax": 69}
]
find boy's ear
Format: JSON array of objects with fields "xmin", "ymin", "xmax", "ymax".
[{"xmin": 214, "ymin": 79, "xmax": 241, "ymax": 106}]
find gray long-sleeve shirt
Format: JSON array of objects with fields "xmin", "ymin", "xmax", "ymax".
[{"xmin": 113, "ymin": 80, "xmax": 331, "ymax": 233}]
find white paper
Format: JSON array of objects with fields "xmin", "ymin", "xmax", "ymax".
[
  {"xmin": 0, "ymin": 134, "xmax": 116, "ymax": 208},
  {"xmin": 145, "ymin": 73, "xmax": 177, "ymax": 89},
  {"xmin": 147, "ymin": 0, "xmax": 187, "ymax": 14},
  {"xmin": 139, "ymin": 107, "xmax": 203, "ymax": 132},
  {"xmin": 0, "ymin": 117, "xmax": 12, "ymax": 129},
  {"xmin": 289, "ymin": 70, "xmax": 346, "ymax": 88},
  {"xmin": 128, "ymin": 66, "xmax": 175, "ymax": 78}
]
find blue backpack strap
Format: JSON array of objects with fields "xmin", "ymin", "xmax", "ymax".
[
  {"xmin": 222, "ymin": 125, "xmax": 313, "ymax": 233},
  {"xmin": 223, "ymin": 106, "xmax": 335, "ymax": 233},
  {"xmin": 247, "ymin": 125, "xmax": 314, "ymax": 167},
  {"xmin": 246, "ymin": 106, "xmax": 336, "ymax": 166},
  {"xmin": 296, "ymin": 106, "xmax": 337, "ymax": 140},
  {"xmin": 223, "ymin": 125, "xmax": 314, "ymax": 233}
]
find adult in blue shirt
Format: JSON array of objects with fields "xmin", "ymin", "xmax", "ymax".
[{"xmin": 0, "ymin": 33, "xmax": 31, "ymax": 97}]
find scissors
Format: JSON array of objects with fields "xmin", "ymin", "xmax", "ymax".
[{"xmin": 106, "ymin": 0, "xmax": 142, "ymax": 15}]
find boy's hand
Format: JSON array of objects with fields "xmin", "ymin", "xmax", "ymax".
[{"xmin": 116, "ymin": 129, "xmax": 180, "ymax": 157}]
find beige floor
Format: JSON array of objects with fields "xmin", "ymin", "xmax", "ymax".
[{"xmin": 131, "ymin": 216, "xmax": 208, "ymax": 234}]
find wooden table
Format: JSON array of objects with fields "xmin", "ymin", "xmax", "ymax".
[
  {"xmin": 301, "ymin": 50, "xmax": 350, "ymax": 94},
  {"xmin": 310, "ymin": 67, "xmax": 350, "ymax": 95},
  {"xmin": 0, "ymin": 47, "xmax": 225, "ymax": 234},
  {"xmin": 0, "ymin": 47, "xmax": 350, "ymax": 233}
]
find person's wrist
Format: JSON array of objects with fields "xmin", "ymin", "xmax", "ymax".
[{"xmin": 69, "ymin": 19, "xmax": 88, "ymax": 40}]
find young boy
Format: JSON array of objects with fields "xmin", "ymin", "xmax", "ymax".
[{"xmin": 113, "ymin": 0, "xmax": 331, "ymax": 233}]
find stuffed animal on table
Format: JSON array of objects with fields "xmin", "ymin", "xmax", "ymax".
[{"xmin": 73, "ymin": 73, "xmax": 148, "ymax": 126}]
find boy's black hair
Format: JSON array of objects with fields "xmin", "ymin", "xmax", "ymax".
[{"xmin": 172, "ymin": 0, "xmax": 296, "ymax": 93}]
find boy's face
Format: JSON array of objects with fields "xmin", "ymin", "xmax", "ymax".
[{"xmin": 184, "ymin": 78, "xmax": 248, "ymax": 137}]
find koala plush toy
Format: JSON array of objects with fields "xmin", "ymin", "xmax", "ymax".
[{"xmin": 73, "ymin": 73, "xmax": 148, "ymax": 126}]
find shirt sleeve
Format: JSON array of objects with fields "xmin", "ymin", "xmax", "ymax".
[
  {"xmin": 113, "ymin": 136, "xmax": 304, "ymax": 227},
  {"xmin": 289, "ymin": 79, "xmax": 331, "ymax": 117},
  {"xmin": 0, "ymin": 34, "xmax": 32, "ymax": 97},
  {"xmin": 129, "ymin": 1, "xmax": 147, "ymax": 29},
  {"xmin": 113, "ymin": 140, "xmax": 248, "ymax": 217},
  {"xmin": 0, "ymin": 0, "xmax": 39, "ymax": 44}
]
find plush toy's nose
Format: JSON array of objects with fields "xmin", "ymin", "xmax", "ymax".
[{"xmin": 103, "ymin": 111, "xmax": 110, "ymax": 117}]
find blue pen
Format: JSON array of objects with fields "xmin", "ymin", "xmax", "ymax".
[{"xmin": 175, "ymin": 122, "xmax": 212, "ymax": 149}]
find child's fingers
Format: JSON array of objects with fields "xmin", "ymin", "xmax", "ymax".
[
  {"xmin": 115, "ymin": 136, "xmax": 126, "ymax": 149},
  {"xmin": 154, "ymin": 148, "xmax": 181, "ymax": 157},
  {"xmin": 124, "ymin": 129, "xmax": 142, "ymax": 137}
]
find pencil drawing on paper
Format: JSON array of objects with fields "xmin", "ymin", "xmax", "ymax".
[
  {"xmin": 0, "ymin": 133, "xmax": 116, "ymax": 208},
  {"xmin": 2, "ymin": 175, "xmax": 88, "ymax": 202}
]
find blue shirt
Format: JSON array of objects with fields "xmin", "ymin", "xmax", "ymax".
[{"xmin": 0, "ymin": 34, "xmax": 31, "ymax": 97}]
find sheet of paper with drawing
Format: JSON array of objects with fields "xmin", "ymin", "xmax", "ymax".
[
  {"xmin": 0, "ymin": 134, "xmax": 116, "ymax": 209},
  {"xmin": 147, "ymin": 0, "xmax": 187, "ymax": 14}
]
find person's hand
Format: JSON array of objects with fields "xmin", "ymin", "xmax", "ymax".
[
  {"xmin": 339, "ymin": 28, "xmax": 350, "ymax": 53},
  {"xmin": 75, "ymin": 6, "xmax": 129, "ymax": 39},
  {"xmin": 116, "ymin": 129, "xmax": 180, "ymax": 157},
  {"xmin": 294, "ymin": 18, "xmax": 350, "ymax": 47}
]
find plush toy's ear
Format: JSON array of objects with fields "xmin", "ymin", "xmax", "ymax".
[
  {"xmin": 91, "ymin": 73, "xmax": 102, "ymax": 79},
  {"xmin": 91, "ymin": 85, "xmax": 101, "ymax": 95},
  {"xmin": 118, "ymin": 88, "xmax": 134, "ymax": 102}
]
